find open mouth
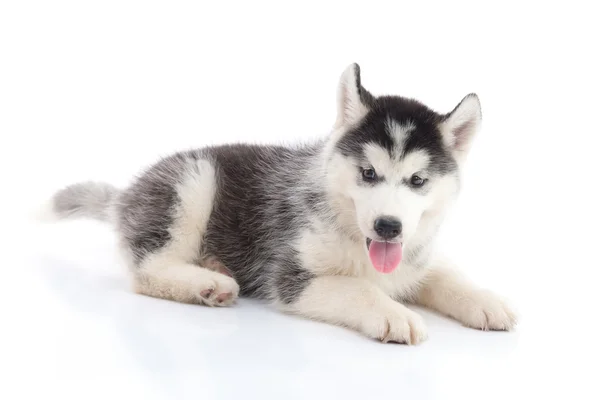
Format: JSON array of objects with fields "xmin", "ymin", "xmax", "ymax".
[{"xmin": 365, "ymin": 238, "xmax": 403, "ymax": 274}]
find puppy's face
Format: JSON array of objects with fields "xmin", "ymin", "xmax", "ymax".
[{"xmin": 326, "ymin": 63, "xmax": 482, "ymax": 272}]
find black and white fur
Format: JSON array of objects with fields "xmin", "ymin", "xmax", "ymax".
[{"xmin": 42, "ymin": 64, "xmax": 517, "ymax": 344}]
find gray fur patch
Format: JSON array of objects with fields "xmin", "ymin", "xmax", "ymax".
[
  {"xmin": 200, "ymin": 144, "xmax": 326, "ymax": 300},
  {"xmin": 273, "ymin": 254, "xmax": 315, "ymax": 304},
  {"xmin": 115, "ymin": 152, "xmax": 193, "ymax": 263},
  {"xmin": 53, "ymin": 181, "xmax": 118, "ymax": 222}
]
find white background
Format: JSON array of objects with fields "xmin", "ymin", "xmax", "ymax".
[{"xmin": 1, "ymin": 1, "xmax": 599, "ymax": 399}]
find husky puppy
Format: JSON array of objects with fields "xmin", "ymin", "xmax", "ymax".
[{"xmin": 43, "ymin": 64, "xmax": 517, "ymax": 344}]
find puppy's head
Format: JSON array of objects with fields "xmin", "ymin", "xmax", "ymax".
[{"xmin": 325, "ymin": 64, "xmax": 482, "ymax": 272}]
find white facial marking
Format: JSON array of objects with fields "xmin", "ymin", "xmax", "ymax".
[
  {"xmin": 385, "ymin": 118, "xmax": 415, "ymax": 154},
  {"xmin": 350, "ymin": 144, "xmax": 440, "ymax": 243}
]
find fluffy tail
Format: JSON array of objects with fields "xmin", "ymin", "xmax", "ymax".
[{"xmin": 38, "ymin": 181, "xmax": 119, "ymax": 223}]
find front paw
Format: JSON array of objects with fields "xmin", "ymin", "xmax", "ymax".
[
  {"xmin": 456, "ymin": 290, "xmax": 518, "ymax": 331},
  {"xmin": 360, "ymin": 303, "xmax": 428, "ymax": 345}
]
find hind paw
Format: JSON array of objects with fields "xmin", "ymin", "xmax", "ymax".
[{"xmin": 196, "ymin": 274, "xmax": 239, "ymax": 307}]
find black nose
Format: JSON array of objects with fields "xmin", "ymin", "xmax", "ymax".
[{"xmin": 374, "ymin": 217, "xmax": 402, "ymax": 239}]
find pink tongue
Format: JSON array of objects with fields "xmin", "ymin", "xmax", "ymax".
[{"xmin": 368, "ymin": 241, "xmax": 403, "ymax": 273}]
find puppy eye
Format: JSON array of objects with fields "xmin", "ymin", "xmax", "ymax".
[
  {"xmin": 362, "ymin": 168, "xmax": 377, "ymax": 182},
  {"xmin": 410, "ymin": 174, "xmax": 427, "ymax": 188}
]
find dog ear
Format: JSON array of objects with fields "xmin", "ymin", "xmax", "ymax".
[
  {"xmin": 335, "ymin": 63, "xmax": 374, "ymax": 128},
  {"xmin": 439, "ymin": 93, "xmax": 482, "ymax": 162}
]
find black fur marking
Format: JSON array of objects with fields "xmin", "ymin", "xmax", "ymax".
[
  {"xmin": 336, "ymin": 110, "xmax": 395, "ymax": 161},
  {"xmin": 336, "ymin": 96, "xmax": 457, "ymax": 176}
]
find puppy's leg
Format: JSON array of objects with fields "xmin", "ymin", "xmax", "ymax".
[
  {"xmin": 285, "ymin": 276, "xmax": 428, "ymax": 344},
  {"xmin": 117, "ymin": 155, "xmax": 239, "ymax": 307},
  {"xmin": 134, "ymin": 259, "xmax": 239, "ymax": 306},
  {"xmin": 414, "ymin": 264, "xmax": 518, "ymax": 330}
]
